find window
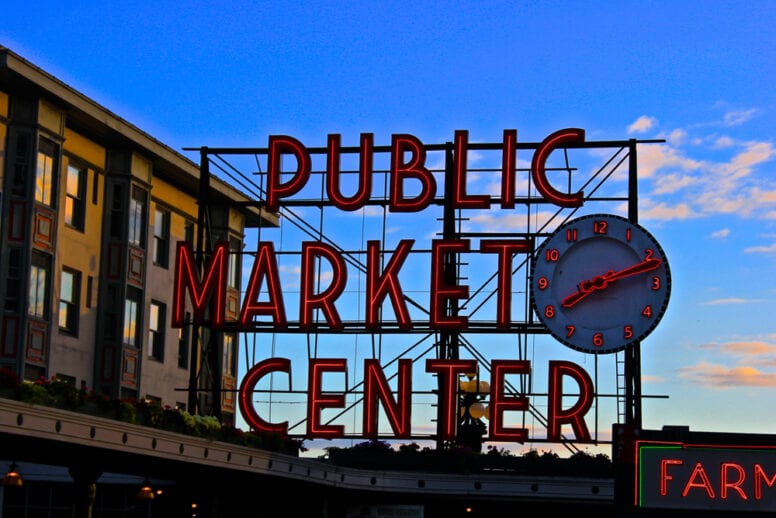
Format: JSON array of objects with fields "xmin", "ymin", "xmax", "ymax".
[
  {"xmin": 64, "ymin": 163, "xmax": 86, "ymax": 230},
  {"xmin": 123, "ymin": 287, "xmax": 142, "ymax": 347},
  {"xmin": 184, "ymin": 221, "xmax": 194, "ymax": 242},
  {"xmin": 86, "ymin": 276, "xmax": 93, "ymax": 308},
  {"xmin": 29, "ymin": 252, "xmax": 51, "ymax": 318},
  {"xmin": 153, "ymin": 208, "xmax": 170, "ymax": 267},
  {"xmin": 59, "ymin": 267, "xmax": 80, "ymax": 334},
  {"xmin": 128, "ymin": 186, "xmax": 147, "ymax": 247},
  {"xmin": 5, "ymin": 249, "xmax": 21, "ymax": 311},
  {"xmin": 92, "ymin": 170, "xmax": 99, "ymax": 204},
  {"xmin": 178, "ymin": 312, "xmax": 190, "ymax": 369},
  {"xmin": 35, "ymin": 138, "xmax": 57, "ymax": 206},
  {"xmin": 228, "ymin": 238, "xmax": 241, "ymax": 290},
  {"xmin": 223, "ymin": 333, "xmax": 235, "ymax": 377},
  {"xmin": 12, "ymin": 134, "xmax": 30, "ymax": 195},
  {"xmin": 148, "ymin": 301, "xmax": 165, "ymax": 361},
  {"xmin": 104, "ymin": 286, "xmax": 118, "ymax": 341},
  {"xmin": 109, "ymin": 184, "xmax": 124, "ymax": 239}
]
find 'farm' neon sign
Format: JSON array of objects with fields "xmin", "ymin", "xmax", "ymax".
[{"xmin": 637, "ymin": 441, "xmax": 776, "ymax": 511}]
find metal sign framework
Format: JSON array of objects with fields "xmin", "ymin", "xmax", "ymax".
[{"xmin": 182, "ymin": 132, "xmax": 664, "ymax": 452}]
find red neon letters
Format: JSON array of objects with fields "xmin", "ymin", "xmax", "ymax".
[
  {"xmin": 238, "ymin": 358, "xmax": 594, "ymax": 442},
  {"xmin": 659, "ymin": 458, "xmax": 776, "ymax": 501},
  {"xmin": 173, "ymin": 238, "xmax": 531, "ymax": 330},
  {"xmin": 194, "ymin": 129, "xmax": 594, "ymax": 446},
  {"xmin": 264, "ymin": 129, "xmax": 586, "ymax": 212}
]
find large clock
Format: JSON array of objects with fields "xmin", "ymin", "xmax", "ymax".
[{"xmin": 530, "ymin": 214, "xmax": 671, "ymax": 354}]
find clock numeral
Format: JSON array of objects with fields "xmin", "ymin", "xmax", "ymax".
[
  {"xmin": 651, "ymin": 276, "xmax": 661, "ymax": 290},
  {"xmin": 593, "ymin": 333, "xmax": 604, "ymax": 347},
  {"xmin": 593, "ymin": 220, "xmax": 608, "ymax": 234},
  {"xmin": 626, "ymin": 228, "xmax": 632, "ymax": 241},
  {"xmin": 565, "ymin": 228, "xmax": 578, "ymax": 242},
  {"xmin": 545, "ymin": 248, "xmax": 560, "ymax": 262},
  {"xmin": 642, "ymin": 305, "xmax": 653, "ymax": 318},
  {"xmin": 565, "ymin": 325, "xmax": 576, "ymax": 338},
  {"xmin": 544, "ymin": 305, "xmax": 555, "ymax": 319},
  {"xmin": 644, "ymin": 248, "xmax": 655, "ymax": 260},
  {"xmin": 537, "ymin": 276, "xmax": 549, "ymax": 290},
  {"xmin": 623, "ymin": 326, "xmax": 633, "ymax": 340}
]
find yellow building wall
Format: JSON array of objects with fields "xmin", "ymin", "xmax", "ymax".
[
  {"xmin": 152, "ymin": 176, "xmax": 198, "ymax": 240},
  {"xmin": 50, "ymin": 127, "xmax": 108, "ymax": 383},
  {"xmin": 132, "ymin": 153, "xmax": 152, "ymax": 184},
  {"xmin": 143, "ymin": 176, "xmax": 199, "ymax": 406},
  {"xmin": 64, "ymin": 128, "xmax": 107, "ymax": 169},
  {"xmin": 39, "ymin": 100, "xmax": 65, "ymax": 136},
  {"xmin": 0, "ymin": 90, "xmax": 8, "ymax": 117},
  {"xmin": 228, "ymin": 207, "xmax": 246, "ymax": 238}
]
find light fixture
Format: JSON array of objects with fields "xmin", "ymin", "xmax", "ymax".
[
  {"xmin": 136, "ymin": 478, "xmax": 154, "ymax": 500},
  {"xmin": 3, "ymin": 462, "xmax": 23, "ymax": 487},
  {"xmin": 459, "ymin": 372, "xmax": 490, "ymax": 421}
]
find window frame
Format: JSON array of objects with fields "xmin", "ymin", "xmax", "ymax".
[
  {"xmin": 153, "ymin": 207, "xmax": 170, "ymax": 267},
  {"xmin": 58, "ymin": 267, "xmax": 81, "ymax": 335},
  {"xmin": 128, "ymin": 186, "xmax": 147, "ymax": 248},
  {"xmin": 222, "ymin": 333, "xmax": 236, "ymax": 377},
  {"xmin": 29, "ymin": 252, "xmax": 51, "ymax": 319},
  {"xmin": 35, "ymin": 138, "xmax": 57, "ymax": 207},
  {"xmin": 228, "ymin": 238, "xmax": 241, "ymax": 290},
  {"xmin": 148, "ymin": 300, "xmax": 165, "ymax": 362},
  {"xmin": 178, "ymin": 311, "xmax": 190, "ymax": 369},
  {"xmin": 64, "ymin": 162, "xmax": 87, "ymax": 231},
  {"xmin": 122, "ymin": 287, "xmax": 142, "ymax": 348}
]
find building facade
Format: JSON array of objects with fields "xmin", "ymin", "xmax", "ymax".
[{"xmin": 0, "ymin": 46, "xmax": 276, "ymax": 424}]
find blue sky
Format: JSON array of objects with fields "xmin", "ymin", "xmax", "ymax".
[{"xmin": 3, "ymin": 1, "xmax": 775, "ymax": 455}]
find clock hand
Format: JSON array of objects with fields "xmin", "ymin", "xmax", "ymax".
[{"xmin": 561, "ymin": 257, "xmax": 663, "ymax": 308}]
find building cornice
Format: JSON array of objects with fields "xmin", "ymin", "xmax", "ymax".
[{"xmin": 0, "ymin": 397, "xmax": 613, "ymax": 503}]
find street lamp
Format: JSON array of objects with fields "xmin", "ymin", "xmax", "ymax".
[
  {"xmin": 457, "ymin": 368, "xmax": 489, "ymax": 451},
  {"xmin": 136, "ymin": 479, "xmax": 154, "ymax": 501},
  {"xmin": 2, "ymin": 463, "xmax": 23, "ymax": 487}
]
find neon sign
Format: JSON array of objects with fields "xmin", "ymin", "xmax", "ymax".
[
  {"xmin": 637, "ymin": 441, "xmax": 776, "ymax": 511},
  {"xmin": 237, "ymin": 358, "xmax": 593, "ymax": 441},
  {"xmin": 174, "ymin": 128, "xmax": 633, "ymax": 444},
  {"xmin": 264, "ymin": 128, "xmax": 586, "ymax": 212},
  {"xmin": 172, "ymin": 239, "xmax": 532, "ymax": 330}
]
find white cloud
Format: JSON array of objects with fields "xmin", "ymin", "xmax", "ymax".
[
  {"xmin": 743, "ymin": 242, "xmax": 776, "ymax": 254},
  {"xmin": 637, "ymin": 144, "xmax": 703, "ymax": 179},
  {"xmin": 675, "ymin": 338, "xmax": 776, "ymax": 389},
  {"xmin": 640, "ymin": 201, "xmax": 695, "ymax": 221},
  {"xmin": 730, "ymin": 141, "xmax": 775, "ymax": 173},
  {"xmin": 640, "ymin": 133, "xmax": 776, "ymax": 222},
  {"xmin": 650, "ymin": 172, "xmax": 697, "ymax": 195},
  {"xmin": 628, "ymin": 116, "xmax": 657, "ymax": 134},
  {"xmin": 711, "ymin": 136, "xmax": 735, "ymax": 149},
  {"xmin": 710, "ymin": 228, "xmax": 729, "ymax": 239},
  {"xmin": 677, "ymin": 362, "xmax": 776, "ymax": 388},
  {"xmin": 667, "ymin": 129, "xmax": 687, "ymax": 146},
  {"xmin": 723, "ymin": 109, "xmax": 757, "ymax": 127},
  {"xmin": 701, "ymin": 298, "xmax": 754, "ymax": 306}
]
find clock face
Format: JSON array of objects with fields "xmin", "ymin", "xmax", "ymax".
[{"xmin": 530, "ymin": 214, "xmax": 671, "ymax": 354}]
